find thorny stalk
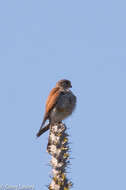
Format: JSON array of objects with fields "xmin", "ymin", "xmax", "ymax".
[{"xmin": 47, "ymin": 123, "xmax": 72, "ymax": 190}]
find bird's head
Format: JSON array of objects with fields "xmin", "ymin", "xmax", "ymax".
[{"xmin": 56, "ymin": 79, "xmax": 72, "ymax": 89}]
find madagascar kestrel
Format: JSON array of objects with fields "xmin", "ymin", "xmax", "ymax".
[{"xmin": 36, "ymin": 79, "xmax": 76, "ymax": 137}]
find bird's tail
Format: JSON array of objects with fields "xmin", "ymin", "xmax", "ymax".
[{"xmin": 36, "ymin": 123, "xmax": 50, "ymax": 137}]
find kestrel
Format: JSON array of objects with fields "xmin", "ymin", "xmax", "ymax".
[{"xmin": 36, "ymin": 79, "xmax": 76, "ymax": 137}]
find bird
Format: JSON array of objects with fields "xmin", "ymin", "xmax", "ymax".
[{"xmin": 36, "ymin": 79, "xmax": 76, "ymax": 137}]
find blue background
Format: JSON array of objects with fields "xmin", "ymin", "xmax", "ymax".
[{"xmin": 0, "ymin": 0, "xmax": 126, "ymax": 189}]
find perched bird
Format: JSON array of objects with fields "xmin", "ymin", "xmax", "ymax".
[{"xmin": 36, "ymin": 79, "xmax": 76, "ymax": 137}]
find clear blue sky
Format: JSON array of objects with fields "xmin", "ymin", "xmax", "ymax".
[{"xmin": 0, "ymin": 0, "xmax": 126, "ymax": 189}]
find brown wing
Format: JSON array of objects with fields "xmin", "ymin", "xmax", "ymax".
[{"xmin": 41, "ymin": 87, "xmax": 61, "ymax": 126}]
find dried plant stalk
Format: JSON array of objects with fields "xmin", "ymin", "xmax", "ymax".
[{"xmin": 47, "ymin": 123, "xmax": 72, "ymax": 190}]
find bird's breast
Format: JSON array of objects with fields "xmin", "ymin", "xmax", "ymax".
[{"xmin": 49, "ymin": 91, "xmax": 76, "ymax": 123}]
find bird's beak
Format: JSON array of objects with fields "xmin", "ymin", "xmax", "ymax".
[{"xmin": 70, "ymin": 84, "xmax": 72, "ymax": 88}]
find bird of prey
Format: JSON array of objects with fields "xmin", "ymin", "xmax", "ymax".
[{"xmin": 36, "ymin": 79, "xmax": 76, "ymax": 137}]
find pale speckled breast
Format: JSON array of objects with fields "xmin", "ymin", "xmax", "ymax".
[{"xmin": 50, "ymin": 90, "xmax": 76, "ymax": 123}]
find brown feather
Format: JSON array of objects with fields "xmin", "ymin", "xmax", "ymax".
[{"xmin": 41, "ymin": 87, "xmax": 61, "ymax": 126}]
